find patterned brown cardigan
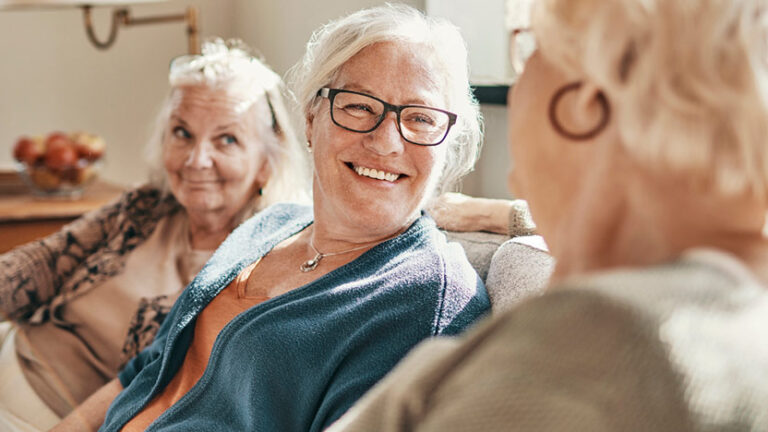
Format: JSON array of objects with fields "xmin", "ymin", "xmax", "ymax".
[{"xmin": 0, "ymin": 185, "xmax": 182, "ymax": 361}]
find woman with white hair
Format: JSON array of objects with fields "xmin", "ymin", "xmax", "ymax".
[
  {"xmin": 54, "ymin": 4, "xmax": 490, "ymax": 431},
  {"xmin": 328, "ymin": 0, "xmax": 768, "ymax": 430},
  {"xmin": 0, "ymin": 38, "xmax": 308, "ymax": 431}
]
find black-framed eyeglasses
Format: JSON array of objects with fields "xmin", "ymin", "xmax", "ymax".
[{"xmin": 317, "ymin": 88, "xmax": 457, "ymax": 146}]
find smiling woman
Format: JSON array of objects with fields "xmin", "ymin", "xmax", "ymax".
[
  {"xmin": 0, "ymin": 38, "xmax": 309, "ymax": 432},
  {"xmin": 291, "ymin": 3, "xmax": 484, "ymax": 243},
  {"xmin": 54, "ymin": 5, "xmax": 490, "ymax": 432},
  {"xmin": 160, "ymin": 85, "xmax": 271, "ymax": 248},
  {"xmin": 149, "ymin": 41, "xmax": 310, "ymax": 247},
  {"xmin": 306, "ymin": 41, "xmax": 452, "ymax": 239}
]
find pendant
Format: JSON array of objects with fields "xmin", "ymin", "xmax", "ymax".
[{"xmin": 300, "ymin": 252, "xmax": 323, "ymax": 272}]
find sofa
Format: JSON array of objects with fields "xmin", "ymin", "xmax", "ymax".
[{"xmin": 443, "ymin": 231, "xmax": 554, "ymax": 312}]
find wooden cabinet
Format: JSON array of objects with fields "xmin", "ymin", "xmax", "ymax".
[{"xmin": 0, "ymin": 171, "xmax": 124, "ymax": 253}]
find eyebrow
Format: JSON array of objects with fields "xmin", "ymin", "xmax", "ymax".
[
  {"xmin": 339, "ymin": 83, "xmax": 376, "ymax": 96},
  {"xmin": 339, "ymin": 83, "xmax": 442, "ymax": 107},
  {"xmin": 170, "ymin": 116, "xmax": 240, "ymax": 134},
  {"xmin": 170, "ymin": 115, "xmax": 189, "ymax": 126},
  {"xmin": 214, "ymin": 124, "xmax": 239, "ymax": 133}
]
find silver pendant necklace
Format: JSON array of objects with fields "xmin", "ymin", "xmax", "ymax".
[
  {"xmin": 299, "ymin": 230, "xmax": 402, "ymax": 272},
  {"xmin": 300, "ymin": 236, "xmax": 376, "ymax": 272}
]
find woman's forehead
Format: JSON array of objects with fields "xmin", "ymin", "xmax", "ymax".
[
  {"xmin": 333, "ymin": 41, "xmax": 448, "ymax": 106},
  {"xmin": 172, "ymin": 85, "xmax": 263, "ymax": 117}
]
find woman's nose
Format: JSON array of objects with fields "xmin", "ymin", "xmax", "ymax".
[
  {"xmin": 185, "ymin": 141, "xmax": 214, "ymax": 168},
  {"xmin": 364, "ymin": 113, "xmax": 405, "ymax": 155}
]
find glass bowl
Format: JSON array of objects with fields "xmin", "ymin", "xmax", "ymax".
[{"xmin": 16, "ymin": 159, "xmax": 101, "ymax": 198}]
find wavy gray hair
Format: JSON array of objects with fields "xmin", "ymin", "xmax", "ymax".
[
  {"xmin": 288, "ymin": 3, "xmax": 483, "ymax": 196},
  {"xmin": 146, "ymin": 38, "xmax": 310, "ymax": 222}
]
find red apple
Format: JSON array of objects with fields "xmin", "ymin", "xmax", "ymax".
[
  {"xmin": 13, "ymin": 136, "xmax": 44, "ymax": 165},
  {"xmin": 44, "ymin": 136, "xmax": 79, "ymax": 171},
  {"xmin": 45, "ymin": 132, "xmax": 72, "ymax": 150}
]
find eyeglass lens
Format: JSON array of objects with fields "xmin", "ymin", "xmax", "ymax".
[{"xmin": 331, "ymin": 91, "xmax": 451, "ymax": 145}]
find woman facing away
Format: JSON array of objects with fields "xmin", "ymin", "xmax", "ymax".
[
  {"xmin": 329, "ymin": 0, "xmax": 768, "ymax": 430},
  {"xmin": 0, "ymin": 38, "xmax": 309, "ymax": 431},
  {"xmin": 53, "ymin": 4, "xmax": 491, "ymax": 431}
]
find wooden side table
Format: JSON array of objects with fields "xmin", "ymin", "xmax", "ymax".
[{"xmin": 0, "ymin": 171, "xmax": 124, "ymax": 253}]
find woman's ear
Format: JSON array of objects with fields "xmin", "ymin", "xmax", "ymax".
[
  {"xmin": 305, "ymin": 112, "xmax": 314, "ymax": 147},
  {"xmin": 549, "ymin": 80, "xmax": 611, "ymax": 142},
  {"xmin": 573, "ymin": 81, "xmax": 608, "ymax": 129},
  {"xmin": 256, "ymin": 159, "xmax": 272, "ymax": 191}
]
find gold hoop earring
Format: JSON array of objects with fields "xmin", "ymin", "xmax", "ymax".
[{"xmin": 548, "ymin": 81, "xmax": 610, "ymax": 141}]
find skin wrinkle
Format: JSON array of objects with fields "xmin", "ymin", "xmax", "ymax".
[
  {"xmin": 306, "ymin": 41, "xmax": 448, "ymax": 251},
  {"xmin": 163, "ymin": 85, "xmax": 270, "ymax": 250}
]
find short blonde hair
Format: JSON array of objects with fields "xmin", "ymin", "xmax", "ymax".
[
  {"xmin": 533, "ymin": 0, "xmax": 768, "ymax": 196},
  {"xmin": 288, "ymin": 3, "xmax": 483, "ymax": 195},
  {"xmin": 146, "ymin": 38, "xmax": 310, "ymax": 221}
]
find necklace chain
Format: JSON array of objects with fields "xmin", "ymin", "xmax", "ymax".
[{"xmin": 299, "ymin": 232, "xmax": 398, "ymax": 272}]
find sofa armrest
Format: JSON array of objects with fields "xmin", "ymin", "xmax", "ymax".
[
  {"xmin": 486, "ymin": 235, "xmax": 554, "ymax": 312},
  {"xmin": 442, "ymin": 230, "xmax": 510, "ymax": 282}
]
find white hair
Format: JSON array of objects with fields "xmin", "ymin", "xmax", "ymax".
[
  {"xmin": 146, "ymin": 38, "xmax": 310, "ymax": 222},
  {"xmin": 533, "ymin": 0, "xmax": 768, "ymax": 197},
  {"xmin": 287, "ymin": 3, "xmax": 483, "ymax": 195}
]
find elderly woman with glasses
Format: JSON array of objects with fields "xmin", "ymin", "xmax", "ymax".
[
  {"xmin": 0, "ymin": 39, "xmax": 308, "ymax": 431},
  {"xmin": 53, "ymin": 4, "xmax": 489, "ymax": 431},
  {"xmin": 328, "ymin": 0, "xmax": 768, "ymax": 431}
]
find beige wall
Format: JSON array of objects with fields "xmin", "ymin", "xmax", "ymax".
[
  {"xmin": 424, "ymin": 0, "xmax": 512, "ymax": 199},
  {"xmin": 469, "ymin": 105, "xmax": 512, "ymax": 199},
  {"xmin": 0, "ymin": 0, "xmax": 511, "ymax": 199},
  {"xmin": 0, "ymin": 0, "xmax": 235, "ymax": 186},
  {"xmin": 233, "ymin": 0, "xmax": 424, "ymax": 76}
]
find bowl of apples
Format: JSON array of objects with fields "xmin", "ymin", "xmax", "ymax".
[{"xmin": 13, "ymin": 131, "xmax": 105, "ymax": 198}]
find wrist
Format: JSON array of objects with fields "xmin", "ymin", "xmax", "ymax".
[{"xmin": 508, "ymin": 199, "xmax": 536, "ymax": 236}]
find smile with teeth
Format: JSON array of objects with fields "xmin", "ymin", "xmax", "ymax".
[{"xmin": 351, "ymin": 164, "xmax": 401, "ymax": 182}]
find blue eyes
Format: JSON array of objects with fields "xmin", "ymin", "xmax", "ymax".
[
  {"xmin": 341, "ymin": 103, "xmax": 376, "ymax": 114},
  {"xmin": 173, "ymin": 126, "xmax": 192, "ymax": 139},
  {"xmin": 171, "ymin": 126, "xmax": 238, "ymax": 147},
  {"xmin": 219, "ymin": 135, "xmax": 238, "ymax": 145}
]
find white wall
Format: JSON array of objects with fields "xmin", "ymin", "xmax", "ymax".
[
  {"xmin": 425, "ymin": 0, "xmax": 508, "ymax": 82},
  {"xmin": 467, "ymin": 105, "xmax": 512, "ymax": 199},
  {"xmin": 0, "ymin": 0, "xmax": 235, "ymax": 186},
  {"xmin": 0, "ymin": 0, "xmax": 511, "ymax": 199},
  {"xmin": 425, "ymin": 0, "xmax": 512, "ymax": 199},
  {"xmin": 232, "ymin": 0, "xmax": 424, "ymax": 76}
]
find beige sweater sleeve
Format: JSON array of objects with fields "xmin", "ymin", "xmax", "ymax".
[{"xmin": 328, "ymin": 290, "xmax": 693, "ymax": 432}]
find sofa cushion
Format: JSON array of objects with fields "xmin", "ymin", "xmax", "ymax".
[
  {"xmin": 486, "ymin": 235, "xmax": 554, "ymax": 312},
  {"xmin": 443, "ymin": 231, "xmax": 510, "ymax": 282}
]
